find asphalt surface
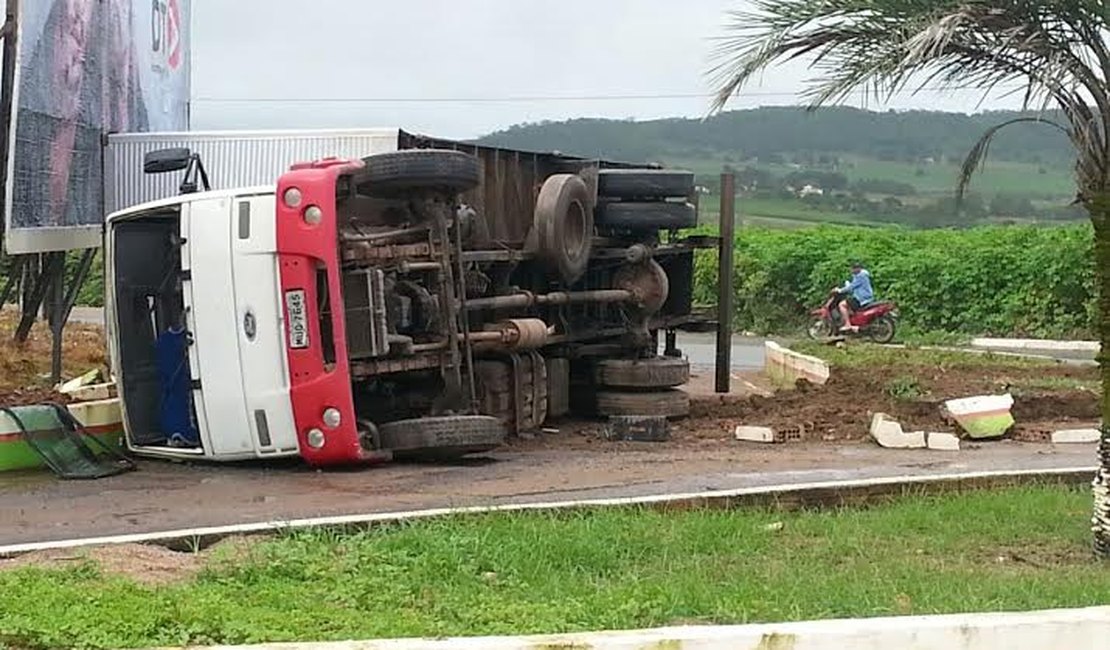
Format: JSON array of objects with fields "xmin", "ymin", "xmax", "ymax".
[{"xmin": 1, "ymin": 438, "xmax": 1097, "ymax": 546}]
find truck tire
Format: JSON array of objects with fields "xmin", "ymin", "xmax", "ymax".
[
  {"xmin": 357, "ymin": 150, "xmax": 481, "ymax": 197},
  {"xmin": 475, "ymin": 357, "xmax": 548, "ymax": 434},
  {"xmin": 596, "ymin": 389, "xmax": 690, "ymax": 419},
  {"xmin": 378, "ymin": 415, "xmax": 506, "ymax": 459},
  {"xmin": 594, "ymin": 357, "xmax": 690, "ymax": 389},
  {"xmin": 598, "ymin": 169, "xmax": 695, "ymax": 199},
  {"xmin": 596, "ymin": 202, "xmax": 696, "ymax": 230},
  {"xmin": 534, "ymin": 174, "xmax": 593, "ymax": 284}
]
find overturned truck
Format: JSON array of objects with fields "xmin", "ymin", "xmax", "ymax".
[{"xmin": 104, "ymin": 131, "xmax": 719, "ymax": 465}]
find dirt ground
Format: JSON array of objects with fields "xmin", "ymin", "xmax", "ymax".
[{"xmin": 0, "ymin": 312, "xmax": 107, "ymax": 404}]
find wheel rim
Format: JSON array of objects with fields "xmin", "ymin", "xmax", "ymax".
[
  {"xmin": 869, "ymin": 317, "xmax": 895, "ymax": 343},
  {"xmin": 807, "ymin": 319, "xmax": 831, "ymax": 339},
  {"xmin": 563, "ymin": 199, "xmax": 586, "ymax": 259}
]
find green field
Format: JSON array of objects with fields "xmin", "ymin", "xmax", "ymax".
[{"xmin": 1, "ymin": 486, "xmax": 1105, "ymax": 649}]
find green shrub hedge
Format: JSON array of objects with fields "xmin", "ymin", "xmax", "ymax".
[
  {"xmin": 693, "ymin": 224, "xmax": 1095, "ymax": 338},
  {"xmin": 4, "ymin": 224, "xmax": 1096, "ymax": 339}
]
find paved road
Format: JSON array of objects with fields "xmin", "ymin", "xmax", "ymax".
[{"xmin": 0, "ymin": 438, "xmax": 1096, "ymax": 546}]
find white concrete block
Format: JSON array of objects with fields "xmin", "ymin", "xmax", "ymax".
[
  {"xmin": 764, "ymin": 341, "xmax": 831, "ymax": 386},
  {"xmin": 927, "ymin": 432, "xmax": 961, "ymax": 451},
  {"xmin": 735, "ymin": 425, "xmax": 776, "ymax": 443},
  {"xmin": 1052, "ymin": 429, "xmax": 1101, "ymax": 444},
  {"xmin": 870, "ymin": 413, "xmax": 926, "ymax": 449}
]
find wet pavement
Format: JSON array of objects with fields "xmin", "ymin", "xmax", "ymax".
[{"xmin": 0, "ymin": 438, "xmax": 1096, "ymax": 546}]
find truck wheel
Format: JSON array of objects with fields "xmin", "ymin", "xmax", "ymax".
[
  {"xmin": 594, "ymin": 357, "xmax": 690, "ymax": 389},
  {"xmin": 357, "ymin": 150, "xmax": 481, "ymax": 197},
  {"xmin": 596, "ymin": 389, "xmax": 690, "ymax": 419},
  {"xmin": 534, "ymin": 174, "xmax": 593, "ymax": 284},
  {"xmin": 377, "ymin": 415, "xmax": 506, "ymax": 460},
  {"xmin": 596, "ymin": 202, "xmax": 696, "ymax": 230},
  {"xmin": 475, "ymin": 357, "xmax": 548, "ymax": 434},
  {"xmin": 598, "ymin": 169, "xmax": 695, "ymax": 199}
]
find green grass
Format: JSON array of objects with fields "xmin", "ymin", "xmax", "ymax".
[
  {"xmin": 1, "ymin": 486, "xmax": 1107, "ymax": 649},
  {"xmin": 788, "ymin": 341, "xmax": 1053, "ymax": 370}
]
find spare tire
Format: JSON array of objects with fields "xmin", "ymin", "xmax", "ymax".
[
  {"xmin": 594, "ymin": 357, "xmax": 690, "ymax": 389},
  {"xmin": 378, "ymin": 415, "xmax": 506, "ymax": 460},
  {"xmin": 596, "ymin": 389, "xmax": 690, "ymax": 419},
  {"xmin": 357, "ymin": 150, "xmax": 481, "ymax": 197},
  {"xmin": 534, "ymin": 174, "xmax": 593, "ymax": 284},
  {"xmin": 598, "ymin": 169, "xmax": 694, "ymax": 199},
  {"xmin": 596, "ymin": 202, "xmax": 696, "ymax": 230}
]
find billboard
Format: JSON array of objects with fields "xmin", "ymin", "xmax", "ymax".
[{"xmin": 3, "ymin": 0, "xmax": 190, "ymax": 254}]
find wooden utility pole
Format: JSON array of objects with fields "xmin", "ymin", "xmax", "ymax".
[{"xmin": 715, "ymin": 172, "xmax": 736, "ymax": 394}]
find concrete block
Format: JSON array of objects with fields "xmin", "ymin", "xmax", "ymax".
[
  {"xmin": 66, "ymin": 382, "xmax": 116, "ymax": 402},
  {"xmin": 734, "ymin": 425, "xmax": 776, "ymax": 443},
  {"xmin": 926, "ymin": 431, "xmax": 961, "ymax": 451},
  {"xmin": 764, "ymin": 341, "xmax": 830, "ymax": 386},
  {"xmin": 604, "ymin": 415, "xmax": 669, "ymax": 442},
  {"xmin": 1052, "ymin": 429, "xmax": 1101, "ymax": 444},
  {"xmin": 66, "ymin": 398, "xmax": 122, "ymax": 428},
  {"xmin": 943, "ymin": 394, "xmax": 1014, "ymax": 439},
  {"xmin": 870, "ymin": 413, "xmax": 926, "ymax": 449}
]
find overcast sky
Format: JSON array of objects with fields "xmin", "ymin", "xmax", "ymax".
[{"xmin": 190, "ymin": 0, "xmax": 1025, "ymax": 139}]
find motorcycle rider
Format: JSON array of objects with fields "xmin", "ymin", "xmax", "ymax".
[{"xmin": 835, "ymin": 262, "xmax": 874, "ymax": 333}]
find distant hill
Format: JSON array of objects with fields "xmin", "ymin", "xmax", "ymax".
[{"xmin": 476, "ymin": 107, "xmax": 1073, "ymax": 167}]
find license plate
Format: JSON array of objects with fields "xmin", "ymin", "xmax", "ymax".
[{"xmin": 284, "ymin": 289, "xmax": 309, "ymax": 349}]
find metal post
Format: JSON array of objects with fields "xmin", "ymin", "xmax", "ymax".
[{"xmin": 715, "ymin": 172, "xmax": 736, "ymax": 394}]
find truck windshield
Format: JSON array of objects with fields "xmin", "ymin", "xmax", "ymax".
[{"xmin": 111, "ymin": 207, "xmax": 197, "ymax": 448}]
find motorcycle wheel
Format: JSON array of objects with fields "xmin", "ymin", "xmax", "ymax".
[
  {"xmin": 867, "ymin": 315, "xmax": 897, "ymax": 344},
  {"xmin": 807, "ymin": 319, "xmax": 833, "ymax": 340}
]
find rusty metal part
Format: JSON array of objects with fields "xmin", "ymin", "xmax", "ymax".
[
  {"xmin": 545, "ymin": 357, "xmax": 570, "ymax": 419},
  {"xmin": 398, "ymin": 261, "xmax": 442, "ymax": 273},
  {"xmin": 432, "ymin": 205, "xmax": 465, "ymax": 401},
  {"xmin": 342, "ymin": 241, "xmax": 434, "ymax": 264},
  {"xmin": 624, "ymin": 243, "xmax": 652, "ymax": 264},
  {"xmin": 465, "ymin": 289, "xmax": 633, "ymax": 311},
  {"xmin": 454, "ymin": 207, "xmax": 478, "ymax": 410},
  {"xmin": 350, "ymin": 353, "xmax": 444, "ymax": 376},
  {"xmin": 340, "ymin": 224, "xmax": 430, "ymax": 244},
  {"xmin": 614, "ymin": 258, "xmax": 669, "ymax": 315},
  {"xmin": 486, "ymin": 318, "xmax": 548, "ymax": 351}
]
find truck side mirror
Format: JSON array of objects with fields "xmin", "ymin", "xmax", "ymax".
[{"xmin": 144, "ymin": 148, "xmax": 193, "ymax": 174}]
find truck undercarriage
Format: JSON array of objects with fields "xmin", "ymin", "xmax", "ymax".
[{"xmin": 106, "ymin": 136, "xmax": 718, "ymax": 465}]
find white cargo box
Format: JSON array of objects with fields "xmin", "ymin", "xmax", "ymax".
[{"xmin": 103, "ymin": 129, "xmax": 401, "ymax": 214}]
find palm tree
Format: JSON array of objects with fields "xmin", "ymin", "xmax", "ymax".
[{"xmin": 709, "ymin": 0, "xmax": 1110, "ymax": 556}]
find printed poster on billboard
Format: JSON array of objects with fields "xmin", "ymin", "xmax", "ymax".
[{"xmin": 3, "ymin": 0, "xmax": 190, "ymax": 254}]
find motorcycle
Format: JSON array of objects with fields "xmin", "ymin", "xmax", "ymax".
[{"xmin": 807, "ymin": 290, "xmax": 898, "ymax": 343}]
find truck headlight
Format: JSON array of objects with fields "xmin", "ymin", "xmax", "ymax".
[
  {"xmin": 283, "ymin": 187, "xmax": 303, "ymax": 208},
  {"xmin": 306, "ymin": 428, "xmax": 326, "ymax": 449},
  {"xmin": 322, "ymin": 407, "xmax": 341, "ymax": 429},
  {"xmin": 304, "ymin": 205, "xmax": 322, "ymax": 225}
]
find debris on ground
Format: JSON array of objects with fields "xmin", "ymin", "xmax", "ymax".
[
  {"xmin": 870, "ymin": 413, "xmax": 926, "ymax": 449},
  {"xmin": 1051, "ymin": 428, "xmax": 1101, "ymax": 444},
  {"xmin": 942, "ymin": 394, "xmax": 1014, "ymax": 439},
  {"xmin": 926, "ymin": 431, "xmax": 961, "ymax": 452},
  {"xmin": 603, "ymin": 415, "xmax": 670, "ymax": 442},
  {"xmin": 57, "ymin": 368, "xmax": 102, "ymax": 394},
  {"xmin": 735, "ymin": 425, "xmax": 776, "ymax": 443}
]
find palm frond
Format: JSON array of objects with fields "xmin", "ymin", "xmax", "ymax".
[
  {"xmin": 956, "ymin": 117, "xmax": 1070, "ymax": 201},
  {"xmin": 707, "ymin": 0, "xmax": 1110, "ymax": 198}
]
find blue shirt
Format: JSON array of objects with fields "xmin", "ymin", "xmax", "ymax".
[{"xmin": 842, "ymin": 269, "xmax": 874, "ymax": 305}]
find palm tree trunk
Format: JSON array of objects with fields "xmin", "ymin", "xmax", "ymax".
[{"xmin": 1093, "ymin": 204, "xmax": 1110, "ymax": 558}]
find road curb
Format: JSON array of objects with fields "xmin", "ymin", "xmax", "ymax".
[
  {"xmin": 0, "ymin": 466, "xmax": 1095, "ymax": 557},
  {"xmin": 162, "ymin": 606, "xmax": 1110, "ymax": 649},
  {"xmin": 971, "ymin": 338, "xmax": 1099, "ymax": 353}
]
